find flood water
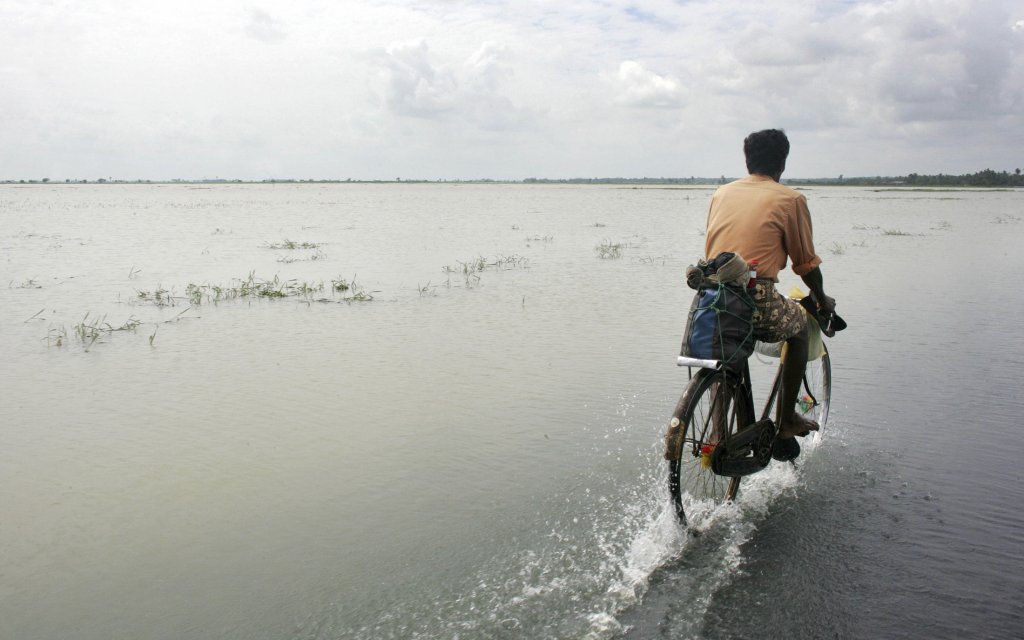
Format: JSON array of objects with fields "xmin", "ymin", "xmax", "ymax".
[{"xmin": 2, "ymin": 183, "xmax": 1023, "ymax": 639}]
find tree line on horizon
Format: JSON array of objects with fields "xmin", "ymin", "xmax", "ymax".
[{"xmin": 4, "ymin": 168, "xmax": 1023, "ymax": 187}]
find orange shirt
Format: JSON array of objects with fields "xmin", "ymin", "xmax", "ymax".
[{"xmin": 704, "ymin": 175, "xmax": 821, "ymax": 281}]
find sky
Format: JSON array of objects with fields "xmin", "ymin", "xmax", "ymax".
[{"xmin": 2, "ymin": 0, "xmax": 1023, "ymax": 181}]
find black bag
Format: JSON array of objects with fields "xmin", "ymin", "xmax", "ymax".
[{"xmin": 681, "ymin": 284, "xmax": 755, "ymax": 367}]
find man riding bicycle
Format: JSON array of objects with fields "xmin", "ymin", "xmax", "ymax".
[{"xmin": 704, "ymin": 129, "xmax": 836, "ymax": 454}]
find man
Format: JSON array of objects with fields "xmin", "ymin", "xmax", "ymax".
[{"xmin": 704, "ymin": 129, "xmax": 835, "ymax": 450}]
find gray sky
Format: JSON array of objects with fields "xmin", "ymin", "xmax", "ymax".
[{"xmin": 2, "ymin": 0, "xmax": 1022, "ymax": 181}]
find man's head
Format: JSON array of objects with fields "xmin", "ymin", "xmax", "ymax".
[{"xmin": 743, "ymin": 129, "xmax": 790, "ymax": 179}]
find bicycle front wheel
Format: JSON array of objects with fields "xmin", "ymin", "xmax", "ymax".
[
  {"xmin": 666, "ymin": 368, "xmax": 753, "ymax": 523},
  {"xmin": 798, "ymin": 346, "xmax": 831, "ymax": 430}
]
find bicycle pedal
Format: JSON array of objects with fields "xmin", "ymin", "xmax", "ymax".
[{"xmin": 771, "ymin": 437, "xmax": 801, "ymax": 462}]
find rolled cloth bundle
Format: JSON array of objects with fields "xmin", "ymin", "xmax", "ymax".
[{"xmin": 685, "ymin": 252, "xmax": 750, "ymax": 290}]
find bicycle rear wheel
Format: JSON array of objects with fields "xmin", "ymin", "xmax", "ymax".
[{"xmin": 666, "ymin": 368, "xmax": 753, "ymax": 524}]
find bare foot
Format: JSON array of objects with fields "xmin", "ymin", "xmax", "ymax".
[{"xmin": 778, "ymin": 412, "xmax": 819, "ymax": 439}]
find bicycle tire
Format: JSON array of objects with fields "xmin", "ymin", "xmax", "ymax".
[
  {"xmin": 667, "ymin": 368, "xmax": 754, "ymax": 524},
  {"xmin": 801, "ymin": 346, "xmax": 831, "ymax": 430}
]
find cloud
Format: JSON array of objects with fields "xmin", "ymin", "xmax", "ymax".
[
  {"xmin": 368, "ymin": 39, "xmax": 532, "ymax": 130},
  {"xmin": 1, "ymin": 0, "xmax": 1022, "ymax": 180},
  {"xmin": 609, "ymin": 60, "xmax": 683, "ymax": 108},
  {"xmin": 245, "ymin": 9, "xmax": 286, "ymax": 43},
  {"xmin": 373, "ymin": 40, "xmax": 458, "ymax": 117}
]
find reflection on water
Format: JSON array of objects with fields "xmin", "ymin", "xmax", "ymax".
[{"xmin": 1, "ymin": 185, "xmax": 1023, "ymax": 639}]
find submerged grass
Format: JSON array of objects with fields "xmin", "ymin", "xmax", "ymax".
[
  {"xmin": 441, "ymin": 255, "xmax": 529, "ymax": 289},
  {"xmin": 71, "ymin": 313, "xmax": 143, "ymax": 348},
  {"xmin": 263, "ymin": 239, "xmax": 323, "ymax": 250},
  {"xmin": 595, "ymin": 239, "xmax": 623, "ymax": 259},
  {"xmin": 185, "ymin": 272, "xmax": 374, "ymax": 305}
]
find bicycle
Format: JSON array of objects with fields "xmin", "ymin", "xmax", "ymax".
[{"xmin": 665, "ymin": 305, "xmax": 835, "ymax": 526}]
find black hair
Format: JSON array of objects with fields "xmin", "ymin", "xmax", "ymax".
[{"xmin": 743, "ymin": 129, "xmax": 790, "ymax": 176}]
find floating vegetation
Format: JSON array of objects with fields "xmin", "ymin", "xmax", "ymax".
[
  {"xmin": 595, "ymin": 239, "xmax": 623, "ymax": 259},
  {"xmin": 931, "ymin": 220, "xmax": 953, "ymax": 230},
  {"xmin": 45, "ymin": 308, "xmax": 194, "ymax": 350},
  {"xmin": 852, "ymin": 223, "xmax": 880, "ymax": 230},
  {"xmin": 493, "ymin": 254, "xmax": 529, "ymax": 269},
  {"xmin": 882, "ymin": 228, "xmax": 915, "ymax": 236},
  {"xmin": 637, "ymin": 255, "xmax": 669, "ymax": 265},
  {"xmin": 332, "ymin": 278, "xmax": 351, "ymax": 292},
  {"xmin": 442, "ymin": 254, "xmax": 529, "ymax": 275},
  {"xmin": 277, "ymin": 248, "xmax": 327, "ymax": 263},
  {"xmin": 68, "ymin": 313, "xmax": 143, "ymax": 349},
  {"xmin": 592, "ymin": 222, "xmax": 606, "ymax": 228},
  {"xmin": 263, "ymin": 239, "xmax": 323, "ymax": 250},
  {"xmin": 10, "ymin": 278, "xmax": 42, "ymax": 289},
  {"xmin": 135, "ymin": 287, "xmax": 177, "ymax": 307},
  {"xmin": 439, "ymin": 254, "xmax": 529, "ymax": 289},
  {"xmin": 184, "ymin": 272, "xmax": 374, "ymax": 306},
  {"xmin": 526, "ymin": 234, "xmax": 554, "ymax": 243},
  {"xmin": 993, "ymin": 215, "xmax": 1021, "ymax": 224},
  {"xmin": 829, "ymin": 242, "xmax": 846, "ymax": 255}
]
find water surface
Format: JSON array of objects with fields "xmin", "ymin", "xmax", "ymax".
[{"xmin": 2, "ymin": 184, "xmax": 1022, "ymax": 638}]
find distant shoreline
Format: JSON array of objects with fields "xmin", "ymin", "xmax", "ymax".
[{"xmin": 3, "ymin": 169, "xmax": 1022, "ymax": 189}]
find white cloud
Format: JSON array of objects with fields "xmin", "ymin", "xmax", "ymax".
[
  {"xmin": 0, "ymin": 0, "xmax": 1022, "ymax": 180},
  {"xmin": 244, "ymin": 8, "xmax": 286, "ymax": 43},
  {"xmin": 609, "ymin": 61, "xmax": 684, "ymax": 108},
  {"xmin": 373, "ymin": 40, "xmax": 459, "ymax": 117},
  {"xmin": 368, "ymin": 38, "xmax": 532, "ymax": 131}
]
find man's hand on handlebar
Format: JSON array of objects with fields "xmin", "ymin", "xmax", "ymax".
[{"xmin": 817, "ymin": 294, "xmax": 836, "ymax": 316}]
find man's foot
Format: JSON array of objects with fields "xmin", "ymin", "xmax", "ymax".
[{"xmin": 777, "ymin": 412, "xmax": 819, "ymax": 439}]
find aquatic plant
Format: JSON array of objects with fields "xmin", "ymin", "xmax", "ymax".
[
  {"xmin": 185, "ymin": 272, "xmax": 326, "ymax": 305},
  {"xmin": 595, "ymin": 239, "xmax": 623, "ymax": 259},
  {"xmin": 263, "ymin": 239, "xmax": 322, "ymax": 250},
  {"xmin": 72, "ymin": 313, "xmax": 143, "ymax": 348},
  {"xmin": 182, "ymin": 272, "xmax": 375, "ymax": 306},
  {"xmin": 829, "ymin": 242, "xmax": 846, "ymax": 255},
  {"xmin": 135, "ymin": 287, "xmax": 177, "ymax": 307},
  {"xmin": 882, "ymin": 228, "xmax": 914, "ymax": 236},
  {"xmin": 443, "ymin": 254, "xmax": 529, "ymax": 277},
  {"xmin": 277, "ymin": 247, "xmax": 327, "ymax": 263},
  {"xmin": 332, "ymin": 278, "xmax": 351, "ymax": 292},
  {"xmin": 44, "ymin": 325, "xmax": 67, "ymax": 348}
]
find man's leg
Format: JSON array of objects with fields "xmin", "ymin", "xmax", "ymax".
[{"xmin": 777, "ymin": 324, "xmax": 817, "ymax": 438}]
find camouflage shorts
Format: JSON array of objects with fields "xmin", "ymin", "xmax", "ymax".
[{"xmin": 751, "ymin": 280, "xmax": 807, "ymax": 343}]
